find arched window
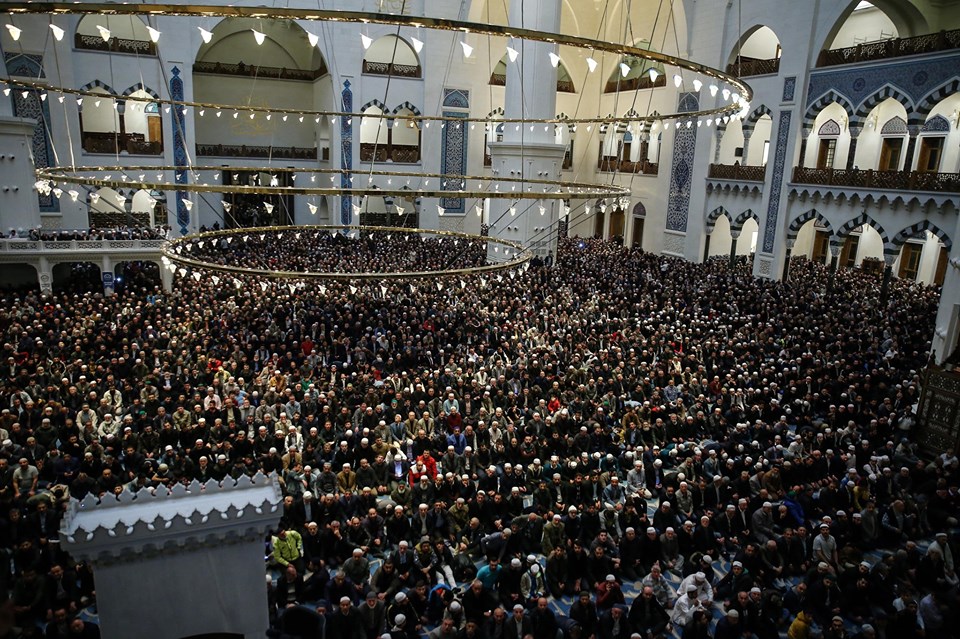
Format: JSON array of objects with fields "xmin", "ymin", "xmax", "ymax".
[
  {"xmin": 362, "ymin": 35, "xmax": 421, "ymax": 78},
  {"xmin": 489, "ymin": 56, "xmax": 576, "ymax": 92},
  {"xmin": 727, "ymin": 26, "xmax": 782, "ymax": 77},
  {"xmin": 817, "ymin": 0, "xmax": 934, "ymax": 67},
  {"xmin": 603, "ymin": 55, "xmax": 665, "ymax": 93},
  {"xmin": 359, "ymin": 104, "xmax": 421, "ymax": 164}
]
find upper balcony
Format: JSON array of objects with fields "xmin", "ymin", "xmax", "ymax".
[
  {"xmin": 791, "ymin": 167, "xmax": 960, "ymax": 193},
  {"xmin": 708, "ymin": 163, "xmax": 766, "ymax": 182},
  {"xmin": 816, "ymin": 28, "xmax": 960, "ymax": 68},
  {"xmin": 196, "ymin": 144, "xmax": 323, "ymax": 161},
  {"xmin": 725, "ymin": 56, "xmax": 780, "ymax": 78},
  {"xmin": 192, "ymin": 60, "xmax": 328, "ymax": 82}
]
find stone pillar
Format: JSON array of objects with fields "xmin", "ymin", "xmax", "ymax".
[
  {"xmin": 0, "ymin": 117, "xmax": 43, "ymax": 233},
  {"xmin": 37, "ymin": 256, "xmax": 53, "ymax": 295},
  {"xmin": 741, "ymin": 130, "xmax": 752, "ymax": 165},
  {"xmin": 903, "ymin": 125, "xmax": 922, "ymax": 171},
  {"xmin": 729, "ymin": 230, "xmax": 740, "ymax": 268},
  {"xmin": 846, "ymin": 126, "xmax": 861, "ymax": 170},
  {"xmin": 798, "ymin": 128, "xmax": 811, "ymax": 168},
  {"xmin": 713, "ymin": 128, "xmax": 724, "ymax": 163},
  {"xmin": 487, "ymin": 0, "xmax": 564, "ymax": 260},
  {"xmin": 879, "ymin": 258, "xmax": 893, "ymax": 307},
  {"xmin": 932, "ymin": 211, "xmax": 960, "ymax": 364},
  {"xmin": 827, "ymin": 239, "xmax": 843, "ymax": 293},
  {"xmin": 703, "ymin": 233, "xmax": 711, "ymax": 263},
  {"xmin": 102, "ymin": 255, "xmax": 115, "ymax": 296},
  {"xmin": 160, "ymin": 264, "xmax": 174, "ymax": 292},
  {"xmin": 782, "ymin": 243, "xmax": 793, "ymax": 281}
]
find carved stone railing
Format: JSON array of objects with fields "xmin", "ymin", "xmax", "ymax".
[
  {"xmin": 360, "ymin": 143, "xmax": 389, "ymax": 162},
  {"xmin": 195, "ymin": 144, "xmax": 317, "ymax": 160},
  {"xmin": 603, "ymin": 73, "xmax": 667, "ymax": 93},
  {"xmin": 359, "ymin": 143, "xmax": 420, "ymax": 163},
  {"xmin": 792, "ymin": 166, "xmax": 960, "ymax": 192},
  {"xmin": 192, "ymin": 60, "xmax": 328, "ymax": 81},
  {"xmin": 816, "ymin": 28, "xmax": 960, "ymax": 67},
  {"xmin": 0, "ymin": 239, "xmax": 165, "ymax": 255},
  {"xmin": 597, "ymin": 157, "xmax": 659, "ymax": 175},
  {"xmin": 75, "ymin": 32, "xmax": 156, "ymax": 56},
  {"xmin": 391, "ymin": 144, "xmax": 421, "ymax": 163},
  {"xmin": 726, "ymin": 56, "xmax": 780, "ymax": 77},
  {"xmin": 708, "ymin": 163, "xmax": 766, "ymax": 181},
  {"xmin": 362, "ymin": 60, "xmax": 422, "ymax": 78},
  {"xmin": 83, "ymin": 132, "xmax": 163, "ymax": 156}
]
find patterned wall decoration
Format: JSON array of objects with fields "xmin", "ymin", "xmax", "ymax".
[
  {"xmin": 169, "ymin": 67, "xmax": 188, "ymax": 234},
  {"xmin": 891, "ymin": 219, "xmax": 952, "ymax": 251},
  {"xmin": 806, "ymin": 52, "xmax": 960, "ymax": 123},
  {"xmin": 921, "ymin": 115, "xmax": 950, "ymax": 133},
  {"xmin": 6, "ymin": 53, "xmax": 57, "ymax": 212},
  {"xmin": 782, "ymin": 76, "xmax": 796, "ymax": 103},
  {"xmin": 761, "ymin": 110, "xmax": 791, "ymax": 254},
  {"xmin": 665, "ymin": 92, "xmax": 700, "ymax": 232},
  {"xmin": 880, "ymin": 116, "xmax": 908, "ymax": 135},
  {"xmin": 818, "ymin": 119, "xmax": 841, "ymax": 136},
  {"xmin": 341, "ymin": 80, "xmax": 353, "ymax": 226},
  {"xmin": 441, "ymin": 89, "xmax": 469, "ymax": 214}
]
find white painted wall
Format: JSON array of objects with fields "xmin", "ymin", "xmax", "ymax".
[
  {"xmin": 804, "ymin": 102, "xmax": 851, "ymax": 168},
  {"xmin": 77, "ymin": 15, "xmax": 150, "ymax": 41},
  {"xmin": 830, "ymin": 6, "xmax": 898, "ymax": 49},
  {"xmin": 365, "ymin": 36, "xmax": 420, "ymax": 67},
  {"xmin": 81, "ymin": 90, "xmax": 120, "ymax": 133},
  {"xmin": 853, "ymin": 98, "xmax": 909, "ymax": 170},
  {"xmin": 738, "ymin": 26, "xmax": 781, "ymax": 59}
]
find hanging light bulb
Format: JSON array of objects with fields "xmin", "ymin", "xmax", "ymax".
[
  {"xmin": 1, "ymin": 88, "xmax": 8, "ymax": 97},
  {"xmin": 89, "ymin": 193, "xmax": 100, "ymax": 204},
  {"xmin": 620, "ymin": 62, "xmax": 630, "ymax": 78},
  {"xmin": 673, "ymin": 74, "xmax": 683, "ymax": 88},
  {"xmin": 506, "ymin": 46, "xmax": 520, "ymax": 62},
  {"xmin": 96, "ymin": 25, "xmax": 111, "ymax": 41},
  {"xmin": 692, "ymin": 78, "xmax": 703, "ymax": 92},
  {"xmin": 437, "ymin": 205, "xmax": 445, "ymax": 216},
  {"xmin": 722, "ymin": 88, "xmax": 731, "ymax": 101},
  {"xmin": 5, "ymin": 25, "xmax": 22, "ymax": 41},
  {"xmin": 68, "ymin": 190, "xmax": 79, "ymax": 202},
  {"xmin": 411, "ymin": 37, "xmax": 424, "ymax": 53},
  {"xmin": 198, "ymin": 27, "xmax": 213, "ymax": 43},
  {"xmin": 460, "ymin": 40, "xmax": 474, "ymax": 57},
  {"xmin": 360, "ymin": 33, "xmax": 373, "ymax": 49},
  {"xmin": 182, "ymin": 198, "xmax": 193, "ymax": 211},
  {"xmin": 49, "ymin": 24, "xmax": 64, "ymax": 41},
  {"xmin": 475, "ymin": 204, "xmax": 482, "ymax": 217},
  {"xmin": 146, "ymin": 26, "xmax": 161, "ymax": 43},
  {"xmin": 548, "ymin": 52, "xmax": 561, "ymax": 68},
  {"xmin": 539, "ymin": 204, "xmax": 546, "ymax": 215},
  {"xmin": 308, "ymin": 202, "xmax": 318, "ymax": 214},
  {"xmin": 586, "ymin": 56, "xmax": 598, "ymax": 73},
  {"xmin": 307, "ymin": 32, "xmax": 319, "ymax": 47},
  {"xmin": 709, "ymin": 84, "xmax": 718, "ymax": 97},
  {"xmin": 648, "ymin": 68, "xmax": 659, "ymax": 82},
  {"xmin": 252, "ymin": 29, "xmax": 266, "ymax": 45},
  {"xmin": 509, "ymin": 206, "xmax": 516, "ymax": 216}
]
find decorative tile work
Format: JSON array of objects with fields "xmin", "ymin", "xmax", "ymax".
[
  {"xmin": 757, "ymin": 256, "xmax": 773, "ymax": 277},
  {"xmin": 341, "ymin": 80, "xmax": 353, "ymax": 226},
  {"xmin": 782, "ymin": 76, "xmax": 796, "ymax": 103},
  {"xmin": 806, "ymin": 52, "xmax": 960, "ymax": 120},
  {"xmin": 662, "ymin": 231, "xmax": 686, "ymax": 255},
  {"xmin": 880, "ymin": 116, "xmax": 907, "ymax": 135},
  {"xmin": 632, "ymin": 201, "xmax": 646, "ymax": 217},
  {"xmin": 438, "ymin": 216, "xmax": 465, "ymax": 233},
  {"xmin": 819, "ymin": 119, "xmax": 841, "ymax": 136},
  {"xmin": 892, "ymin": 219, "xmax": 952, "ymax": 250},
  {"xmin": 169, "ymin": 67, "xmax": 188, "ymax": 234},
  {"xmin": 442, "ymin": 89, "xmax": 469, "ymax": 109},
  {"xmin": 761, "ymin": 110, "xmax": 791, "ymax": 254},
  {"xmin": 441, "ymin": 112, "xmax": 468, "ymax": 213},
  {"xmin": 921, "ymin": 115, "xmax": 950, "ymax": 132},
  {"xmin": 665, "ymin": 93, "xmax": 699, "ymax": 232},
  {"xmin": 5, "ymin": 53, "xmax": 57, "ymax": 212}
]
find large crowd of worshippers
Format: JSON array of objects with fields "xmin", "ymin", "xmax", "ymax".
[{"xmin": 0, "ymin": 235, "xmax": 957, "ymax": 639}]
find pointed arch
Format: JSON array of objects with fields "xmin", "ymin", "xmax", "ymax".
[
  {"xmin": 854, "ymin": 84, "xmax": 915, "ymax": 124},
  {"xmin": 892, "ymin": 220, "xmax": 952, "ymax": 251},
  {"xmin": 120, "ymin": 83, "xmax": 161, "ymax": 100},
  {"xmin": 804, "ymin": 90, "xmax": 855, "ymax": 127},
  {"xmin": 78, "ymin": 80, "xmax": 118, "ymax": 95},
  {"xmin": 392, "ymin": 102, "xmax": 422, "ymax": 117},
  {"xmin": 360, "ymin": 99, "xmax": 388, "ymax": 113},
  {"xmin": 787, "ymin": 209, "xmax": 833, "ymax": 243},
  {"xmin": 913, "ymin": 76, "xmax": 960, "ymax": 124},
  {"xmin": 733, "ymin": 209, "xmax": 758, "ymax": 233},
  {"xmin": 705, "ymin": 206, "xmax": 733, "ymax": 232},
  {"xmin": 836, "ymin": 213, "xmax": 892, "ymax": 254},
  {"xmin": 742, "ymin": 105, "xmax": 772, "ymax": 133}
]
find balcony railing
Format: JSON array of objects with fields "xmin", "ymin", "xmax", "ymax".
[
  {"xmin": 816, "ymin": 28, "xmax": 960, "ymax": 67},
  {"xmin": 75, "ymin": 32, "xmax": 156, "ymax": 56},
  {"xmin": 362, "ymin": 60, "xmax": 422, "ymax": 78},
  {"xmin": 359, "ymin": 143, "xmax": 421, "ymax": 163},
  {"xmin": 708, "ymin": 163, "xmax": 766, "ymax": 181},
  {"xmin": 192, "ymin": 60, "xmax": 328, "ymax": 81},
  {"xmin": 603, "ymin": 74, "xmax": 667, "ymax": 93},
  {"xmin": 792, "ymin": 166, "xmax": 960, "ymax": 192},
  {"xmin": 196, "ymin": 144, "xmax": 317, "ymax": 160},
  {"xmin": 486, "ymin": 150, "xmax": 573, "ymax": 169},
  {"xmin": 0, "ymin": 239, "xmax": 164, "ymax": 254},
  {"xmin": 489, "ymin": 73, "xmax": 576, "ymax": 93},
  {"xmin": 82, "ymin": 132, "xmax": 162, "ymax": 156},
  {"xmin": 726, "ymin": 56, "xmax": 780, "ymax": 77},
  {"xmin": 597, "ymin": 157, "xmax": 659, "ymax": 175}
]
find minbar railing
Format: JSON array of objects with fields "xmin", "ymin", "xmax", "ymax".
[
  {"xmin": 792, "ymin": 166, "xmax": 960, "ymax": 192},
  {"xmin": 816, "ymin": 28, "xmax": 960, "ymax": 67},
  {"xmin": 75, "ymin": 32, "xmax": 156, "ymax": 56},
  {"xmin": 603, "ymin": 74, "xmax": 667, "ymax": 93},
  {"xmin": 82, "ymin": 132, "xmax": 162, "ymax": 156},
  {"xmin": 708, "ymin": 163, "xmax": 766, "ymax": 181},
  {"xmin": 597, "ymin": 157, "xmax": 659, "ymax": 175},
  {"xmin": 362, "ymin": 60, "xmax": 422, "ymax": 78},
  {"xmin": 196, "ymin": 144, "xmax": 317, "ymax": 160},
  {"xmin": 359, "ymin": 143, "xmax": 421, "ymax": 163},
  {"xmin": 192, "ymin": 60, "xmax": 328, "ymax": 81},
  {"xmin": 726, "ymin": 56, "xmax": 780, "ymax": 77}
]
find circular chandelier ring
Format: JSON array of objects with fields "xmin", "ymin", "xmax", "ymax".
[
  {"xmin": 161, "ymin": 225, "xmax": 533, "ymax": 281},
  {"xmin": 3, "ymin": 3, "xmax": 751, "ymax": 123}
]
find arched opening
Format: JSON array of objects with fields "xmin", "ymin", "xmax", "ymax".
[
  {"xmin": 360, "ymin": 103, "xmax": 389, "ymax": 162},
  {"xmin": 221, "ymin": 171, "xmax": 293, "ymax": 228},
  {"xmin": 88, "ymin": 187, "xmax": 133, "ymax": 227},
  {"xmin": 597, "ymin": 123, "xmax": 658, "ymax": 174},
  {"xmin": 603, "ymin": 51, "xmax": 666, "ymax": 93},
  {"xmin": 817, "ymin": 1, "xmax": 938, "ymax": 67},
  {"xmin": 75, "ymin": 15, "xmax": 156, "ymax": 55},
  {"xmin": 608, "ymin": 204, "xmax": 626, "ymax": 242},
  {"xmin": 359, "ymin": 105, "xmax": 421, "ymax": 164},
  {"xmin": 362, "ymin": 35, "xmax": 422, "ymax": 78},
  {"xmin": 630, "ymin": 201, "xmax": 646, "ymax": 249},
  {"xmin": 728, "ymin": 26, "xmax": 782, "ymax": 77},
  {"xmin": 838, "ymin": 224, "xmax": 885, "ymax": 270},
  {"xmin": 854, "ymin": 97, "xmax": 910, "ymax": 170},
  {"xmin": 915, "ymin": 94, "xmax": 960, "ymax": 174},
  {"xmin": 736, "ymin": 217, "xmax": 760, "ymax": 256},
  {"xmin": 79, "ymin": 88, "xmax": 121, "ymax": 154},
  {"xmin": 193, "ymin": 18, "xmax": 330, "ymax": 160},
  {"xmin": 792, "ymin": 217, "xmax": 833, "ymax": 264},
  {"xmin": 52, "ymin": 262, "xmax": 101, "ymax": 294},
  {"xmin": 828, "ymin": 2, "xmax": 901, "ymax": 50},
  {"xmin": 131, "ymin": 190, "xmax": 164, "ymax": 227},
  {"xmin": 804, "ymin": 103, "xmax": 851, "ymax": 169},
  {"xmin": 0, "ymin": 264, "xmax": 39, "ymax": 293},
  {"xmin": 484, "ymin": 111, "xmax": 504, "ymax": 167},
  {"xmin": 358, "ymin": 194, "xmax": 389, "ymax": 226},
  {"xmin": 113, "ymin": 261, "xmax": 161, "ymax": 294},
  {"xmin": 390, "ymin": 108, "xmax": 422, "ymax": 163},
  {"xmin": 488, "ymin": 55, "xmax": 576, "ymax": 93},
  {"xmin": 708, "ymin": 215, "xmax": 733, "ymax": 258},
  {"xmin": 120, "ymin": 90, "xmax": 164, "ymax": 155},
  {"xmin": 555, "ymin": 121, "xmax": 575, "ymax": 169}
]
